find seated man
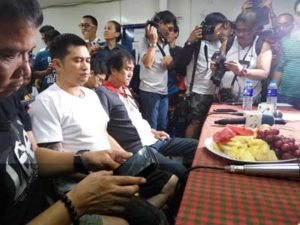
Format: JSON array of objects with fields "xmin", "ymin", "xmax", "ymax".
[
  {"xmin": 96, "ymin": 50, "xmax": 197, "ymax": 176},
  {"xmin": 29, "ymin": 33, "xmax": 177, "ymax": 225}
]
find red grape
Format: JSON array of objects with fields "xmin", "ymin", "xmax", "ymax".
[
  {"xmin": 274, "ymin": 140, "xmax": 283, "ymax": 149},
  {"xmin": 293, "ymin": 150, "xmax": 300, "ymax": 158},
  {"xmin": 281, "ymin": 143, "xmax": 290, "ymax": 152}
]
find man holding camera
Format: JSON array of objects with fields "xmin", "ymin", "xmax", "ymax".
[
  {"xmin": 139, "ymin": 10, "xmax": 176, "ymax": 131},
  {"xmin": 176, "ymin": 12, "xmax": 227, "ymax": 139}
]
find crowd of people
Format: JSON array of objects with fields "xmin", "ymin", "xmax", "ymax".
[{"xmin": 1, "ymin": 0, "xmax": 300, "ymax": 224}]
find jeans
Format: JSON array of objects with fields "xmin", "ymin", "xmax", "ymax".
[
  {"xmin": 139, "ymin": 90, "xmax": 169, "ymax": 130},
  {"xmin": 278, "ymin": 94, "xmax": 300, "ymax": 110},
  {"xmin": 149, "ymin": 138, "xmax": 197, "ymax": 177}
]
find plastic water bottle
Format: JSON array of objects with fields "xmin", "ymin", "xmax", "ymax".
[
  {"xmin": 267, "ymin": 80, "xmax": 278, "ymax": 112},
  {"xmin": 243, "ymin": 80, "xmax": 253, "ymax": 111}
]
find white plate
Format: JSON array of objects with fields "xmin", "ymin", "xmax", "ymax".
[{"xmin": 204, "ymin": 137, "xmax": 297, "ymax": 164}]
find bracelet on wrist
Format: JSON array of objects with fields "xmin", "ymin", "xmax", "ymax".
[{"xmin": 59, "ymin": 193, "xmax": 80, "ymax": 225}]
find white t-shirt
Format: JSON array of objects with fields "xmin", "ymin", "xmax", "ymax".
[
  {"xmin": 185, "ymin": 40, "xmax": 221, "ymax": 95},
  {"xmin": 139, "ymin": 38, "xmax": 170, "ymax": 95},
  {"xmin": 221, "ymin": 36, "xmax": 261, "ymax": 101},
  {"xmin": 29, "ymin": 83, "xmax": 110, "ymax": 152}
]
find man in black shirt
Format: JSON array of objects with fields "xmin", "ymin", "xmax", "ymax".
[{"xmin": 0, "ymin": 1, "xmax": 168, "ymax": 225}]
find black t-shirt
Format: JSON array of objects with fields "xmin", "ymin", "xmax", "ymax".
[
  {"xmin": 0, "ymin": 95, "xmax": 50, "ymax": 224},
  {"xmin": 96, "ymin": 86, "xmax": 144, "ymax": 153}
]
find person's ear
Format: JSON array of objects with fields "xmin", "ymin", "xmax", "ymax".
[{"xmin": 52, "ymin": 58, "xmax": 62, "ymax": 71}]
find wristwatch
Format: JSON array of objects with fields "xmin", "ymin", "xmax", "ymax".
[
  {"xmin": 149, "ymin": 43, "xmax": 157, "ymax": 48},
  {"xmin": 74, "ymin": 150, "xmax": 90, "ymax": 174}
]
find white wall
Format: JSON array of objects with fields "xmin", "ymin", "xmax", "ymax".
[
  {"xmin": 169, "ymin": 0, "xmax": 294, "ymax": 46},
  {"xmin": 36, "ymin": 0, "xmax": 295, "ymax": 53}
]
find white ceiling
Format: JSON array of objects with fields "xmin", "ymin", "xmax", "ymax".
[{"xmin": 39, "ymin": 0, "xmax": 120, "ymax": 9}]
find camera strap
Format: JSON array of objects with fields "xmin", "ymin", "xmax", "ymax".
[
  {"xmin": 189, "ymin": 40, "xmax": 202, "ymax": 93},
  {"xmin": 157, "ymin": 42, "xmax": 166, "ymax": 57}
]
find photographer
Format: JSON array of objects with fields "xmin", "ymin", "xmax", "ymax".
[
  {"xmin": 220, "ymin": 9, "xmax": 272, "ymax": 103},
  {"xmin": 139, "ymin": 10, "xmax": 176, "ymax": 131},
  {"xmin": 176, "ymin": 12, "xmax": 227, "ymax": 139}
]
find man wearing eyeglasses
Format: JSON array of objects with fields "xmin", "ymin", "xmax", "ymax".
[{"xmin": 79, "ymin": 15, "xmax": 102, "ymax": 54}]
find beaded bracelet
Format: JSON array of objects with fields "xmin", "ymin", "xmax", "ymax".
[{"xmin": 59, "ymin": 193, "xmax": 80, "ymax": 225}]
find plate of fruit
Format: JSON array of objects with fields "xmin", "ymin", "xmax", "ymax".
[{"xmin": 205, "ymin": 125, "xmax": 299, "ymax": 163}]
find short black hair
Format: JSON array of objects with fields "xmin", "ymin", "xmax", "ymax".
[
  {"xmin": 39, "ymin": 25, "xmax": 54, "ymax": 33},
  {"xmin": 107, "ymin": 50, "xmax": 134, "ymax": 75},
  {"xmin": 50, "ymin": 33, "xmax": 87, "ymax": 60},
  {"xmin": 44, "ymin": 29, "xmax": 61, "ymax": 43},
  {"xmin": 82, "ymin": 15, "xmax": 98, "ymax": 27},
  {"xmin": 153, "ymin": 10, "xmax": 177, "ymax": 25},
  {"xmin": 0, "ymin": 0, "xmax": 43, "ymax": 27},
  {"xmin": 108, "ymin": 20, "xmax": 122, "ymax": 42},
  {"xmin": 204, "ymin": 12, "xmax": 227, "ymax": 26},
  {"xmin": 236, "ymin": 9, "xmax": 258, "ymax": 28},
  {"xmin": 91, "ymin": 59, "xmax": 108, "ymax": 75}
]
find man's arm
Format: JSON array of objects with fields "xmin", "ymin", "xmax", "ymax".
[
  {"xmin": 141, "ymin": 25, "xmax": 158, "ymax": 69},
  {"xmin": 175, "ymin": 26, "xmax": 202, "ymax": 72},
  {"xmin": 28, "ymin": 171, "xmax": 145, "ymax": 225},
  {"xmin": 225, "ymin": 41, "xmax": 272, "ymax": 80},
  {"xmin": 272, "ymin": 71, "xmax": 282, "ymax": 86}
]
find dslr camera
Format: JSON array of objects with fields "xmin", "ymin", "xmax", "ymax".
[
  {"xmin": 210, "ymin": 51, "xmax": 227, "ymax": 86},
  {"xmin": 200, "ymin": 20, "xmax": 215, "ymax": 37},
  {"xmin": 145, "ymin": 19, "xmax": 164, "ymax": 41}
]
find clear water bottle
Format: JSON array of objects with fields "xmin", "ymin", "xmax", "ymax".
[
  {"xmin": 267, "ymin": 80, "xmax": 278, "ymax": 112},
  {"xmin": 243, "ymin": 80, "xmax": 253, "ymax": 111}
]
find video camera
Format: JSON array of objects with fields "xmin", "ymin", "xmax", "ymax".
[{"xmin": 210, "ymin": 51, "xmax": 227, "ymax": 86}]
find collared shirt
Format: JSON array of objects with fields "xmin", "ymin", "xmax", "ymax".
[{"xmin": 92, "ymin": 43, "xmax": 128, "ymax": 62}]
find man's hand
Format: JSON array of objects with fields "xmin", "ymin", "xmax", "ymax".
[
  {"xmin": 146, "ymin": 24, "xmax": 158, "ymax": 45},
  {"xmin": 152, "ymin": 129, "xmax": 170, "ymax": 140},
  {"xmin": 187, "ymin": 26, "xmax": 202, "ymax": 44},
  {"xmin": 89, "ymin": 43, "xmax": 102, "ymax": 54},
  {"xmin": 45, "ymin": 63, "xmax": 55, "ymax": 75},
  {"xmin": 225, "ymin": 60, "xmax": 244, "ymax": 76},
  {"xmin": 68, "ymin": 171, "xmax": 146, "ymax": 216},
  {"xmin": 161, "ymin": 56, "xmax": 173, "ymax": 68},
  {"xmin": 82, "ymin": 149, "xmax": 133, "ymax": 171}
]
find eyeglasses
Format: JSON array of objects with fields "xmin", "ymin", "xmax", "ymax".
[{"xmin": 79, "ymin": 23, "xmax": 95, "ymax": 29}]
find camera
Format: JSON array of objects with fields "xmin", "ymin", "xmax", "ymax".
[
  {"xmin": 200, "ymin": 20, "xmax": 215, "ymax": 36},
  {"xmin": 210, "ymin": 51, "xmax": 227, "ymax": 86},
  {"xmin": 145, "ymin": 19, "xmax": 164, "ymax": 41}
]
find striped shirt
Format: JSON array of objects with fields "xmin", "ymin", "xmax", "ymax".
[{"xmin": 276, "ymin": 29, "xmax": 300, "ymax": 98}]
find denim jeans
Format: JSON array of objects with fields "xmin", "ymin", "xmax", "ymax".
[
  {"xmin": 149, "ymin": 138, "xmax": 197, "ymax": 177},
  {"xmin": 278, "ymin": 94, "xmax": 300, "ymax": 110},
  {"xmin": 139, "ymin": 90, "xmax": 169, "ymax": 130}
]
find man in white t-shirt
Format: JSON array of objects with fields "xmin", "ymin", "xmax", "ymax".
[
  {"xmin": 176, "ymin": 12, "xmax": 228, "ymax": 139},
  {"xmin": 139, "ymin": 10, "xmax": 176, "ymax": 131},
  {"xmin": 29, "ymin": 33, "xmax": 178, "ymax": 225}
]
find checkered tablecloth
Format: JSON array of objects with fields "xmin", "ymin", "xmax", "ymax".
[{"xmin": 176, "ymin": 104, "xmax": 300, "ymax": 225}]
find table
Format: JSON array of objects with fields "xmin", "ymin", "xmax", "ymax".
[{"xmin": 176, "ymin": 104, "xmax": 300, "ymax": 225}]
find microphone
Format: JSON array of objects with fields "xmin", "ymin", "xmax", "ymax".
[
  {"xmin": 224, "ymin": 163, "xmax": 300, "ymax": 178},
  {"xmin": 214, "ymin": 114, "xmax": 287, "ymax": 126}
]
